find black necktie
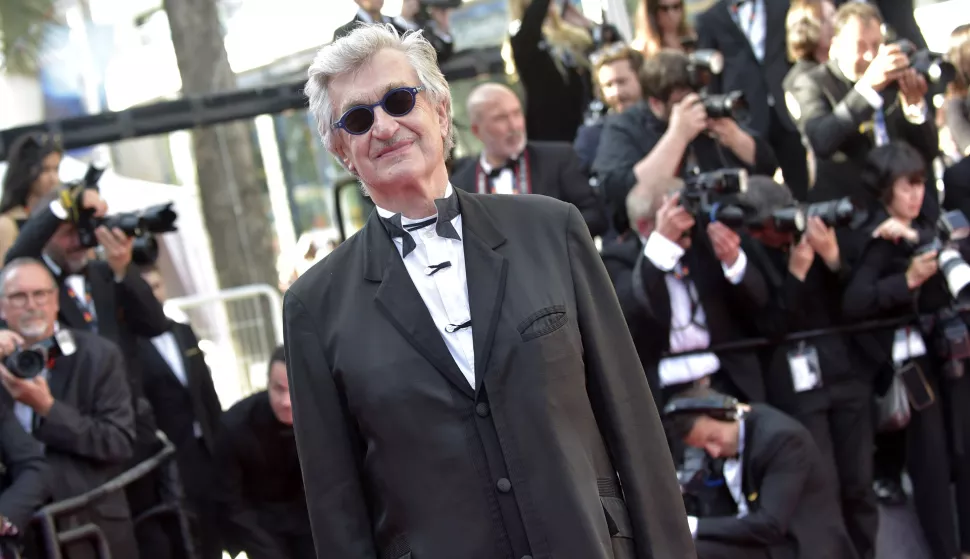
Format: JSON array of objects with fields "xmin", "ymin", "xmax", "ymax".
[
  {"xmin": 380, "ymin": 191, "xmax": 461, "ymax": 257},
  {"xmin": 486, "ymin": 155, "xmax": 520, "ymax": 180}
]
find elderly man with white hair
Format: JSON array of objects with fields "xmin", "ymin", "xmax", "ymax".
[{"xmin": 283, "ymin": 24, "xmax": 693, "ymax": 559}]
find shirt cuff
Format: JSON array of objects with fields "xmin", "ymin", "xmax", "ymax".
[
  {"xmin": 687, "ymin": 515, "xmax": 698, "ymax": 538},
  {"xmin": 854, "ymin": 82, "xmax": 884, "ymax": 109},
  {"xmin": 722, "ymin": 249, "xmax": 748, "ymax": 284},
  {"xmin": 902, "ymin": 99, "xmax": 928, "ymax": 125},
  {"xmin": 643, "ymin": 232, "xmax": 685, "ymax": 272}
]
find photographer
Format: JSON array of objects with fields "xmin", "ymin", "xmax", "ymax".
[
  {"xmin": 787, "ymin": 2, "xmax": 939, "ymax": 216},
  {"xmin": 593, "ymin": 49, "xmax": 778, "ymax": 232},
  {"xmin": 393, "ymin": 0, "xmax": 455, "ymax": 64},
  {"xmin": 0, "ymin": 258, "xmax": 137, "ymax": 558},
  {"xmin": 741, "ymin": 176, "xmax": 877, "ymax": 559},
  {"xmin": 842, "ymin": 142, "xmax": 970, "ymax": 559},
  {"xmin": 0, "ymin": 401, "xmax": 49, "ymax": 547},
  {"xmin": 600, "ymin": 175, "xmax": 769, "ymax": 410},
  {"xmin": 665, "ymin": 386, "xmax": 856, "ymax": 559}
]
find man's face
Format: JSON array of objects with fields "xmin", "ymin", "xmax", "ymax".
[
  {"xmin": 597, "ymin": 59, "xmax": 643, "ymax": 113},
  {"xmin": 45, "ymin": 222, "xmax": 88, "ymax": 274},
  {"xmin": 141, "ymin": 270, "xmax": 167, "ymax": 303},
  {"xmin": 470, "ymin": 89, "xmax": 527, "ymax": 161},
  {"xmin": 329, "ymin": 49, "xmax": 449, "ymax": 198},
  {"xmin": 268, "ymin": 361, "xmax": 293, "ymax": 425},
  {"xmin": 832, "ymin": 16, "xmax": 882, "ymax": 80},
  {"xmin": 684, "ymin": 416, "xmax": 739, "ymax": 459},
  {"xmin": 0, "ymin": 264, "xmax": 59, "ymax": 341}
]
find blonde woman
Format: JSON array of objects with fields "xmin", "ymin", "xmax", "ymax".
[
  {"xmin": 507, "ymin": 0, "xmax": 593, "ymax": 142},
  {"xmin": 632, "ymin": 0, "xmax": 694, "ymax": 57},
  {"xmin": 945, "ymin": 24, "xmax": 970, "ymax": 157}
]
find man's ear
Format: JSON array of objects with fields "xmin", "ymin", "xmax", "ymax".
[{"xmin": 331, "ymin": 142, "xmax": 355, "ymax": 174}]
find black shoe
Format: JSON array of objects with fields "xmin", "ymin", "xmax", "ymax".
[{"xmin": 873, "ymin": 478, "xmax": 906, "ymax": 506}]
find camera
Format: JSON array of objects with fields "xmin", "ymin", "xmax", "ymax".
[
  {"xmin": 76, "ymin": 203, "xmax": 178, "ymax": 250},
  {"xmin": 3, "ymin": 337, "xmax": 61, "ymax": 379},
  {"xmin": 894, "ymin": 39, "xmax": 957, "ymax": 86},
  {"xmin": 768, "ymin": 197, "xmax": 859, "ymax": 236},
  {"xmin": 681, "ymin": 168, "xmax": 750, "ymax": 226},
  {"xmin": 686, "ymin": 50, "xmax": 748, "ymax": 122},
  {"xmin": 914, "ymin": 210, "xmax": 970, "ymax": 300},
  {"xmin": 702, "ymin": 90, "xmax": 749, "ymax": 122}
]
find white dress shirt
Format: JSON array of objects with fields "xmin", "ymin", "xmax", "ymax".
[
  {"xmin": 642, "ymin": 232, "xmax": 747, "ymax": 387},
  {"xmin": 733, "ymin": 0, "xmax": 766, "ymax": 63},
  {"xmin": 42, "ymin": 254, "xmax": 97, "ymax": 322},
  {"xmin": 151, "ymin": 330, "xmax": 204, "ymax": 437},
  {"xmin": 374, "ymin": 184, "xmax": 476, "ymax": 387},
  {"xmin": 479, "ymin": 153, "xmax": 517, "ymax": 195}
]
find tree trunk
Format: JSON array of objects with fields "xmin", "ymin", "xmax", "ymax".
[{"xmin": 162, "ymin": 0, "xmax": 278, "ymax": 293}]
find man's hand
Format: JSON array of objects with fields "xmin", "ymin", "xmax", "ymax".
[
  {"xmin": 906, "ymin": 250, "xmax": 939, "ymax": 289},
  {"xmin": 0, "ymin": 365, "xmax": 54, "ymax": 416},
  {"xmin": 0, "ymin": 516, "xmax": 18, "ymax": 537},
  {"xmin": 897, "ymin": 68, "xmax": 928, "ymax": 107},
  {"xmin": 872, "ymin": 217, "xmax": 919, "ymax": 244},
  {"xmin": 80, "ymin": 189, "xmax": 109, "ymax": 219},
  {"xmin": 859, "ymin": 43, "xmax": 910, "ymax": 92},
  {"xmin": 708, "ymin": 222, "xmax": 741, "ymax": 266},
  {"xmin": 95, "ymin": 226, "xmax": 133, "ymax": 279},
  {"xmin": 789, "ymin": 236, "xmax": 815, "ymax": 281},
  {"xmin": 805, "ymin": 217, "xmax": 840, "ymax": 270},
  {"xmin": 654, "ymin": 193, "xmax": 696, "ymax": 243},
  {"xmin": 669, "ymin": 93, "xmax": 708, "ymax": 144},
  {"xmin": 0, "ymin": 330, "xmax": 24, "ymax": 358},
  {"xmin": 707, "ymin": 117, "xmax": 741, "ymax": 144}
]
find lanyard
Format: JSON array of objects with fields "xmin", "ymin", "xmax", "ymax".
[{"xmin": 476, "ymin": 151, "xmax": 531, "ymax": 195}]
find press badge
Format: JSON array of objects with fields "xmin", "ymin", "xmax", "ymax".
[{"xmin": 788, "ymin": 343, "xmax": 822, "ymax": 392}]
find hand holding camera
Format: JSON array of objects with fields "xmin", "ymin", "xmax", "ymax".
[
  {"xmin": 95, "ymin": 226, "xmax": 134, "ymax": 279},
  {"xmin": 896, "ymin": 68, "xmax": 928, "ymax": 107},
  {"xmin": 872, "ymin": 217, "xmax": 919, "ymax": 244},
  {"xmin": 655, "ymin": 193, "xmax": 696, "ymax": 244},
  {"xmin": 906, "ymin": 250, "xmax": 939, "ymax": 289},
  {"xmin": 805, "ymin": 217, "xmax": 840, "ymax": 269},
  {"xmin": 859, "ymin": 43, "xmax": 910, "ymax": 92},
  {"xmin": 0, "ymin": 330, "xmax": 53, "ymax": 415},
  {"xmin": 708, "ymin": 222, "xmax": 741, "ymax": 266},
  {"xmin": 789, "ymin": 236, "xmax": 816, "ymax": 281},
  {"xmin": 670, "ymin": 93, "xmax": 708, "ymax": 144}
]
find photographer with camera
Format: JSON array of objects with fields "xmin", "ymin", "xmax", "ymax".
[
  {"xmin": 842, "ymin": 142, "xmax": 970, "ymax": 559},
  {"xmin": 0, "ymin": 258, "xmax": 138, "ymax": 558},
  {"xmin": 787, "ymin": 3, "xmax": 939, "ymax": 218},
  {"xmin": 593, "ymin": 48, "xmax": 778, "ymax": 233},
  {"xmin": 664, "ymin": 386, "xmax": 856, "ymax": 559},
  {"xmin": 740, "ymin": 175, "xmax": 877, "ymax": 559},
  {"xmin": 601, "ymin": 175, "xmax": 770, "ymax": 412}
]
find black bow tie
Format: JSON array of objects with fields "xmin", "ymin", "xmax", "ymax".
[
  {"xmin": 379, "ymin": 192, "xmax": 461, "ymax": 257},
  {"xmin": 486, "ymin": 156, "xmax": 521, "ymax": 180}
]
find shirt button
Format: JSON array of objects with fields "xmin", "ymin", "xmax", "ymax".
[
  {"xmin": 496, "ymin": 478, "xmax": 512, "ymax": 493},
  {"xmin": 475, "ymin": 402, "xmax": 490, "ymax": 417},
  {"xmin": 423, "ymin": 230, "xmax": 434, "ymax": 239}
]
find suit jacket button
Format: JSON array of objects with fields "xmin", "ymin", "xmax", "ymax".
[
  {"xmin": 521, "ymin": 556, "xmax": 533, "ymax": 559},
  {"xmin": 496, "ymin": 478, "xmax": 512, "ymax": 493},
  {"xmin": 476, "ymin": 402, "xmax": 490, "ymax": 417}
]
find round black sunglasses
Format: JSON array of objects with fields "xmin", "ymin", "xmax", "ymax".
[{"xmin": 331, "ymin": 86, "xmax": 426, "ymax": 135}]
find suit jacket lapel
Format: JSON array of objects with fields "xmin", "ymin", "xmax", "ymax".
[
  {"xmin": 741, "ymin": 413, "xmax": 757, "ymax": 506},
  {"xmin": 524, "ymin": 143, "xmax": 540, "ymax": 196},
  {"xmin": 47, "ymin": 352, "xmax": 75, "ymax": 403},
  {"xmin": 87, "ymin": 271, "xmax": 112, "ymax": 329},
  {"xmin": 455, "ymin": 189, "xmax": 509, "ymax": 393},
  {"xmin": 364, "ymin": 211, "xmax": 475, "ymax": 399},
  {"xmin": 718, "ymin": 2, "xmax": 759, "ymax": 63}
]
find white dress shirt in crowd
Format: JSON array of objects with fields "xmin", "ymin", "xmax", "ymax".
[
  {"xmin": 642, "ymin": 232, "xmax": 747, "ymax": 387},
  {"xmin": 152, "ymin": 330, "xmax": 203, "ymax": 438},
  {"xmin": 479, "ymin": 153, "xmax": 517, "ymax": 195},
  {"xmin": 732, "ymin": 0, "xmax": 766, "ymax": 63},
  {"xmin": 375, "ymin": 184, "xmax": 476, "ymax": 387}
]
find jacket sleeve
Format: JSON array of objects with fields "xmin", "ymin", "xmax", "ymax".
[
  {"xmin": 283, "ymin": 291, "xmax": 378, "ymax": 558},
  {"xmin": 789, "ymin": 71, "xmax": 876, "ymax": 159},
  {"xmin": 557, "ymin": 146, "xmax": 607, "ymax": 237},
  {"xmin": 0, "ymin": 413, "xmax": 50, "ymax": 530},
  {"xmin": 696, "ymin": 433, "xmax": 812, "ymax": 546},
  {"xmin": 34, "ymin": 343, "xmax": 135, "ymax": 464},
  {"xmin": 841, "ymin": 240, "xmax": 913, "ymax": 320},
  {"xmin": 566, "ymin": 205, "xmax": 695, "ymax": 558},
  {"xmin": 592, "ymin": 113, "xmax": 660, "ymax": 209},
  {"xmin": 3, "ymin": 206, "xmax": 63, "ymax": 264},
  {"xmin": 114, "ymin": 266, "xmax": 170, "ymax": 338}
]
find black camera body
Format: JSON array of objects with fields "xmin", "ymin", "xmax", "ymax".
[
  {"xmin": 681, "ymin": 168, "xmax": 750, "ymax": 227},
  {"xmin": 686, "ymin": 50, "xmax": 748, "ymax": 123},
  {"xmin": 894, "ymin": 39, "xmax": 957, "ymax": 86},
  {"xmin": 3, "ymin": 337, "xmax": 61, "ymax": 380},
  {"xmin": 768, "ymin": 197, "xmax": 858, "ymax": 237},
  {"xmin": 76, "ymin": 203, "xmax": 178, "ymax": 250}
]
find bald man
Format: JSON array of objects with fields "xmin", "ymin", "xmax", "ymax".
[{"xmin": 450, "ymin": 83, "xmax": 608, "ymax": 237}]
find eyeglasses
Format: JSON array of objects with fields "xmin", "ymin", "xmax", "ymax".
[
  {"xmin": 3, "ymin": 288, "xmax": 55, "ymax": 309},
  {"xmin": 331, "ymin": 86, "xmax": 426, "ymax": 135},
  {"xmin": 657, "ymin": 1, "xmax": 683, "ymax": 13}
]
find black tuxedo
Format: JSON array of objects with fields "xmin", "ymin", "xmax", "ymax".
[
  {"xmin": 0, "ymin": 404, "xmax": 49, "ymax": 532},
  {"xmin": 450, "ymin": 141, "xmax": 608, "ymax": 237},
  {"xmin": 0, "ymin": 331, "xmax": 137, "ymax": 559},
  {"xmin": 600, "ymin": 232, "xmax": 769, "ymax": 407},
  {"xmin": 137, "ymin": 321, "xmax": 223, "ymax": 558},
  {"xmin": 695, "ymin": 0, "xmax": 808, "ymax": 198},
  {"xmin": 695, "ymin": 405, "xmax": 857, "ymax": 559},
  {"xmin": 333, "ymin": 14, "xmax": 407, "ymax": 42},
  {"xmin": 214, "ymin": 392, "xmax": 311, "ymax": 559},
  {"xmin": 788, "ymin": 60, "xmax": 939, "ymax": 215},
  {"xmin": 283, "ymin": 190, "xmax": 693, "ymax": 558}
]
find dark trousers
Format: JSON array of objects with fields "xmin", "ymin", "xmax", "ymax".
[
  {"xmin": 796, "ymin": 381, "xmax": 878, "ymax": 559},
  {"xmin": 769, "ymin": 109, "xmax": 809, "ymax": 202},
  {"xmin": 695, "ymin": 538, "xmax": 771, "ymax": 559}
]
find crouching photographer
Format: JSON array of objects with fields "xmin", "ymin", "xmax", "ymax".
[
  {"xmin": 592, "ymin": 48, "xmax": 779, "ymax": 232},
  {"xmin": 663, "ymin": 386, "xmax": 856, "ymax": 559},
  {"xmin": 842, "ymin": 142, "xmax": 970, "ymax": 559}
]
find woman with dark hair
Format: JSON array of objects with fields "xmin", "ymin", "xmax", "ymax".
[
  {"xmin": 631, "ymin": 0, "xmax": 694, "ymax": 57},
  {"xmin": 843, "ymin": 142, "xmax": 970, "ymax": 559},
  {"xmin": 0, "ymin": 133, "xmax": 63, "ymax": 258}
]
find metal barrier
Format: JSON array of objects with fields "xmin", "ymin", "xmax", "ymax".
[{"xmin": 164, "ymin": 284, "xmax": 283, "ymax": 403}]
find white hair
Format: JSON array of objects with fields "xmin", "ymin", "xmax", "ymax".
[
  {"xmin": 306, "ymin": 23, "xmax": 455, "ymax": 155},
  {"xmin": 626, "ymin": 177, "xmax": 685, "ymax": 229}
]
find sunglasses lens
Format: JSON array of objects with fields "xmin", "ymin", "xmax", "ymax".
[
  {"xmin": 384, "ymin": 89, "xmax": 416, "ymax": 116},
  {"xmin": 344, "ymin": 108, "xmax": 375, "ymax": 134}
]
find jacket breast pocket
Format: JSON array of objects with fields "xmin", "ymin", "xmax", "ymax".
[
  {"xmin": 601, "ymin": 496, "xmax": 636, "ymax": 559},
  {"xmin": 518, "ymin": 305, "xmax": 568, "ymax": 342}
]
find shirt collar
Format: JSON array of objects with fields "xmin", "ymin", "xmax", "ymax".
[
  {"xmin": 736, "ymin": 418, "xmax": 746, "ymax": 459},
  {"xmin": 374, "ymin": 183, "xmax": 455, "ymax": 227},
  {"xmin": 42, "ymin": 253, "xmax": 62, "ymax": 277},
  {"xmin": 479, "ymin": 149, "xmax": 525, "ymax": 174}
]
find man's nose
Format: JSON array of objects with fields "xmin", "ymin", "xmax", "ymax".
[{"xmin": 370, "ymin": 107, "xmax": 400, "ymax": 139}]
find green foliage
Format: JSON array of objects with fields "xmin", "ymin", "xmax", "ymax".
[{"xmin": 0, "ymin": 0, "xmax": 57, "ymax": 75}]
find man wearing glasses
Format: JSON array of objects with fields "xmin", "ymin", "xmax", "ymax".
[
  {"xmin": 0, "ymin": 257, "xmax": 138, "ymax": 559},
  {"xmin": 285, "ymin": 24, "xmax": 693, "ymax": 559}
]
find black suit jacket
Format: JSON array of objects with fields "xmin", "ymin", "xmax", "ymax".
[
  {"xmin": 696, "ymin": 405, "xmax": 857, "ymax": 559},
  {"xmin": 450, "ymin": 141, "xmax": 608, "ymax": 237},
  {"xmin": 601, "ymin": 232, "xmax": 769, "ymax": 406},
  {"xmin": 695, "ymin": 0, "xmax": 794, "ymax": 137},
  {"xmin": 137, "ymin": 322, "xmax": 222, "ymax": 455},
  {"xmin": 0, "ymin": 405, "xmax": 49, "ymax": 531},
  {"xmin": 283, "ymin": 190, "xmax": 693, "ymax": 559},
  {"xmin": 788, "ymin": 60, "xmax": 939, "ymax": 212}
]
